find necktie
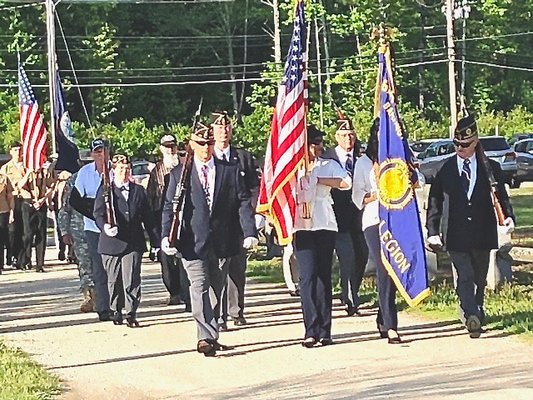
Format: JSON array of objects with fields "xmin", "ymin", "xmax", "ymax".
[
  {"xmin": 201, "ymin": 164, "xmax": 211, "ymax": 209},
  {"xmin": 222, "ymin": 153, "xmax": 228, "ymax": 162},
  {"xmin": 345, "ymin": 153, "xmax": 354, "ymax": 176},
  {"xmin": 461, "ymin": 159, "xmax": 471, "ymax": 193}
]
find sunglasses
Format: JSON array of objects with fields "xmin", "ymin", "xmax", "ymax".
[
  {"xmin": 178, "ymin": 151, "xmax": 187, "ymax": 157},
  {"xmin": 193, "ymin": 140, "xmax": 215, "ymax": 147},
  {"xmin": 453, "ymin": 139, "xmax": 475, "ymax": 148}
]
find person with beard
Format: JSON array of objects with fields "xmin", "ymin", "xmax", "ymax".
[{"xmin": 146, "ymin": 134, "xmax": 190, "ymax": 309}]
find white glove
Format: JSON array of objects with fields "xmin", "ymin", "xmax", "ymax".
[
  {"xmin": 104, "ymin": 223, "xmax": 118, "ymax": 237},
  {"xmin": 298, "ymin": 175, "xmax": 317, "ymax": 204},
  {"xmin": 161, "ymin": 236, "xmax": 178, "ymax": 256},
  {"xmin": 243, "ymin": 237, "xmax": 259, "ymax": 249},
  {"xmin": 498, "ymin": 217, "xmax": 515, "ymax": 235},
  {"xmin": 427, "ymin": 235, "xmax": 443, "ymax": 247}
]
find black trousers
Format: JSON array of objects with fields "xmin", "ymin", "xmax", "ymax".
[
  {"xmin": 364, "ymin": 224, "xmax": 398, "ymax": 331},
  {"xmin": 19, "ymin": 201, "xmax": 47, "ymax": 268},
  {"xmin": 160, "ymin": 252, "xmax": 190, "ymax": 304},
  {"xmin": 294, "ymin": 229, "xmax": 336, "ymax": 340},
  {"xmin": 8, "ymin": 197, "xmax": 23, "ymax": 263},
  {"xmin": 448, "ymin": 250, "xmax": 490, "ymax": 322},
  {"xmin": 0, "ymin": 212, "xmax": 9, "ymax": 269}
]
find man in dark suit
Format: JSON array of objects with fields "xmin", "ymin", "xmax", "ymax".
[
  {"xmin": 322, "ymin": 112, "xmax": 369, "ymax": 316},
  {"xmin": 161, "ymin": 121, "xmax": 257, "ymax": 357},
  {"xmin": 94, "ymin": 154, "xmax": 158, "ymax": 327},
  {"xmin": 426, "ymin": 114, "xmax": 514, "ymax": 338},
  {"xmin": 211, "ymin": 111, "xmax": 259, "ymax": 328}
]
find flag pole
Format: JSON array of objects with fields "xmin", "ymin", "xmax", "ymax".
[{"xmin": 45, "ymin": 0, "xmax": 57, "ymax": 155}]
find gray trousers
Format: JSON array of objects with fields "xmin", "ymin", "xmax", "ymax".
[
  {"xmin": 85, "ymin": 231, "xmax": 110, "ymax": 313},
  {"xmin": 335, "ymin": 230, "xmax": 368, "ymax": 309},
  {"xmin": 448, "ymin": 250, "xmax": 490, "ymax": 323},
  {"xmin": 182, "ymin": 251, "xmax": 230, "ymax": 341},
  {"xmin": 221, "ymin": 251, "xmax": 246, "ymax": 322},
  {"xmin": 102, "ymin": 251, "xmax": 142, "ymax": 318}
]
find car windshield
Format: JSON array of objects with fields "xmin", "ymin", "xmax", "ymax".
[
  {"xmin": 479, "ymin": 137, "xmax": 510, "ymax": 151},
  {"xmin": 132, "ymin": 163, "xmax": 150, "ymax": 175},
  {"xmin": 412, "ymin": 142, "xmax": 433, "ymax": 153}
]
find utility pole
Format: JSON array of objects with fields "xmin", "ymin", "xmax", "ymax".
[
  {"xmin": 444, "ymin": 0, "xmax": 458, "ymax": 138},
  {"xmin": 45, "ymin": 0, "xmax": 57, "ymax": 153}
]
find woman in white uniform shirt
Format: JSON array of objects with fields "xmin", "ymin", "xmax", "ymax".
[
  {"xmin": 294, "ymin": 126, "xmax": 352, "ymax": 348},
  {"xmin": 352, "ymin": 118, "xmax": 401, "ymax": 344}
]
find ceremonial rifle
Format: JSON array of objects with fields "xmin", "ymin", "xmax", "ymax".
[
  {"xmin": 101, "ymin": 146, "xmax": 115, "ymax": 226},
  {"xmin": 168, "ymin": 99, "xmax": 202, "ymax": 243},
  {"xmin": 476, "ymin": 143, "xmax": 506, "ymax": 225}
]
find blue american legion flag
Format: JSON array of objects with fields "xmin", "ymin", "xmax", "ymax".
[
  {"xmin": 375, "ymin": 43, "xmax": 430, "ymax": 306},
  {"xmin": 18, "ymin": 64, "xmax": 48, "ymax": 171},
  {"xmin": 54, "ymin": 70, "xmax": 80, "ymax": 173},
  {"xmin": 257, "ymin": 0, "xmax": 307, "ymax": 245}
]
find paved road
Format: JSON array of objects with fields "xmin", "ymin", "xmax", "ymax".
[{"xmin": 1, "ymin": 253, "xmax": 533, "ymax": 400}]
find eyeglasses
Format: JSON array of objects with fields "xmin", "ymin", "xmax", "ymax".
[
  {"xmin": 192, "ymin": 140, "xmax": 215, "ymax": 147},
  {"xmin": 178, "ymin": 151, "xmax": 187, "ymax": 157},
  {"xmin": 453, "ymin": 139, "xmax": 475, "ymax": 148}
]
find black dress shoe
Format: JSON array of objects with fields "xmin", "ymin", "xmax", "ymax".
[
  {"xmin": 387, "ymin": 330, "xmax": 402, "ymax": 344},
  {"xmin": 58, "ymin": 251, "xmax": 66, "ymax": 261},
  {"xmin": 319, "ymin": 338, "xmax": 333, "ymax": 346},
  {"xmin": 377, "ymin": 323, "xmax": 388, "ymax": 339},
  {"xmin": 466, "ymin": 315, "xmax": 482, "ymax": 338},
  {"xmin": 301, "ymin": 337, "xmax": 318, "ymax": 348},
  {"xmin": 197, "ymin": 340, "xmax": 216, "ymax": 357},
  {"xmin": 35, "ymin": 266, "xmax": 45, "ymax": 273},
  {"xmin": 289, "ymin": 289, "xmax": 300, "ymax": 297},
  {"xmin": 113, "ymin": 318, "xmax": 123, "ymax": 326},
  {"xmin": 346, "ymin": 305, "xmax": 360, "ymax": 317},
  {"xmin": 218, "ymin": 322, "xmax": 228, "ymax": 332},
  {"xmin": 126, "ymin": 317, "xmax": 140, "ymax": 328},
  {"xmin": 233, "ymin": 316, "xmax": 247, "ymax": 326},
  {"xmin": 166, "ymin": 295, "xmax": 182, "ymax": 306},
  {"xmin": 184, "ymin": 303, "xmax": 192, "ymax": 313},
  {"xmin": 98, "ymin": 312, "xmax": 112, "ymax": 322}
]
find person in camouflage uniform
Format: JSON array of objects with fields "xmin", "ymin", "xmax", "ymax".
[{"xmin": 58, "ymin": 172, "xmax": 95, "ymax": 312}]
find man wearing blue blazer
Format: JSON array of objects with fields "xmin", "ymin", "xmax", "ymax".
[{"xmin": 161, "ymin": 121, "xmax": 257, "ymax": 357}]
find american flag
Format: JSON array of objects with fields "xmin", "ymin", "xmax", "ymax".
[
  {"xmin": 19, "ymin": 65, "xmax": 48, "ymax": 171},
  {"xmin": 257, "ymin": 0, "xmax": 307, "ymax": 246}
]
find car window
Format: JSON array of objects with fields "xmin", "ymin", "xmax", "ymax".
[
  {"xmin": 132, "ymin": 164, "xmax": 150, "ymax": 175},
  {"xmin": 425, "ymin": 144, "xmax": 438, "ymax": 157},
  {"xmin": 479, "ymin": 137, "xmax": 510, "ymax": 151},
  {"xmin": 527, "ymin": 141, "xmax": 533, "ymax": 152},
  {"xmin": 412, "ymin": 142, "xmax": 433, "ymax": 153},
  {"xmin": 515, "ymin": 142, "xmax": 527, "ymax": 153}
]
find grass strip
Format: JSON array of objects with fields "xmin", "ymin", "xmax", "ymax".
[{"xmin": 0, "ymin": 341, "xmax": 61, "ymax": 400}]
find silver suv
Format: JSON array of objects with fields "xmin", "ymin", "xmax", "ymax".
[
  {"xmin": 479, "ymin": 136, "xmax": 517, "ymax": 186},
  {"xmin": 418, "ymin": 136, "xmax": 517, "ymax": 185}
]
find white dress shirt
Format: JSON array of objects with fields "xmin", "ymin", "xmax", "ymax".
[
  {"xmin": 75, "ymin": 161, "xmax": 103, "ymax": 232},
  {"xmin": 456, "ymin": 154, "xmax": 477, "ymax": 199},
  {"xmin": 194, "ymin": 156, "xmax": 216, "ymax": 209},
  {"xmin": 352, "ymin": 155, "xmax": 379, "ymax": 231},
  {"xmin": 294, "ymin": 158, "xmax": 351, "ymax": 232},
  {"xmin": 115, "ymin": 180, "xmax": 130, "ymax": 201},
  {"xmin": 334, "ymin": 145, "xmax": 354, "ymax": 170},
  {"xmin": 214, "ymin": 146, "xmax": 231, "ymax": 162}
]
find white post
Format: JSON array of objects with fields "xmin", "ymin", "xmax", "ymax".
[
  {"xmin": 445, "ymin": 0, "xmax": 458, "ymax": 138},
  {"xmin": 45, "ymin": 0, "xmax": 57, "ymax": 154}
]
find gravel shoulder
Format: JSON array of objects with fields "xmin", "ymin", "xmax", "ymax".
[{"xmin": 1, "ymin": 253, "xmax": 533, "ymax": 400}]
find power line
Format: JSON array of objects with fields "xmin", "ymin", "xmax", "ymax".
[
  {"xmin": 0, "ymin": 59, "xmax": 448, "ymax": 88},
  {"xmin": 462, "ymin": 60, "xmax": 533, "ymax": 73},
  {"xmin": 463, "ymin": 31, "xmax": 533, "ymax": 42}
]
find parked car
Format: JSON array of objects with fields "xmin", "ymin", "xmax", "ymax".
[
  {"xmin": 512, "ymin": 139, "xmax": 533, "ymax": 188},
  {"xmin": 410, "ymin": 139, "xmax": 442, "ymax": 158},
  {"xmin": 417, "ymin": 139, "xmax": 455, "ymax": 183},
  {"xmin": 479, "ymin": 136, "xmax": 517, "ymax": 186},
  {"xmin": 131, "ymin": 160, "xmax": 153, "ymax": 188},
  {"xmin": 508, "ymin": 133, "xmax": 533, "ymax": 146},
  {"xmin": 417, "ymin": 136, "xmax": 517, "ymax": 185}
]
